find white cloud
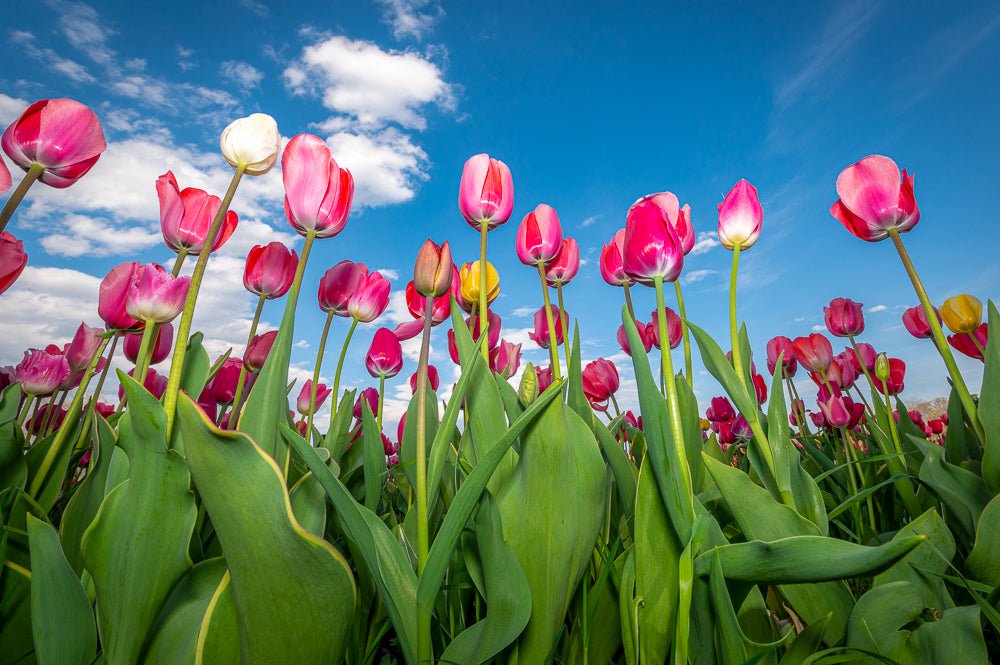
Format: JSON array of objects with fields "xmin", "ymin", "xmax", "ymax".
[
  {"xmin": 39, "ymin": 214, "xmax": 161, "ymax": 257},
  {"xmin": 326, "ymin": 128, "xmax": 429, "ymax": 207},
  {"xmin": 690, "ymin": 231, "xmax": 719, "ymax": 255},
  {"xmin": 510, "ymin": 307, "xmax": 535, "ymax": 318},
  {"xmin": 811, "ymin": 325, "xmax": 825, "ymax": 332},
  {"xmin": 220, "ymin": 60, "xmax": 264, "ymax": 92},
  {"xmin": 238, "ymin": 0, "xmax": 270, "ymax": 17},
  {"xmin": 867, "ymin": 304, "xmax": 888, "ymax": 313},
  {"xmin": 377, "ymin": 0, "xmax": 445, "ymax": 41},
  {"xmin": 681, "ymin": 269, "xmax": 717, "ymax": 285},
  {"xmin": 10, "ymin": 30, "xmax": 95, "ymax": 83},
  {"xmin": 0, "ymin": 93, "xmax": 29, "ymax": 126},
  {"xmin": 580, "ymin": 215, "xmax": 599, "ymax": 228},
  {"xmin": 375, "ymin": 268, "xmax": 400, "ymax": 280}
]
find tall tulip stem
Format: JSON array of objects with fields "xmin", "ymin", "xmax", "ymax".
[
  {"xmin": 306, "ymin": 311, "xmax": 335, "ymax": 440},
  {"xmin": 536, "ymin": 262, "xmax": 562, "ymax": 379},
  {"xmin": 623, "ymin": 282, "xmax": 636, "ymax": 322},
  {"xmin": 132, "ymin": 323, "xmax": 158, "ymax": 386},
  {"xmin": 228, "ymin": 294, "xmax": 266, "ymax": 428},
  {"xmin": 728, "ymin": 242, "xmax": 748, "ymax": 389},
  {"xmin": 674, "ymin": 280, "xmax": 693, "ymax": 388},
  {"xmin": 415, "ymin": 297, "xmax": 434, "ymax": 664},
  {"xmin": 74, "ymin": 333, "xmax": 119, "ymax": 451},
  {"xmin": 163, "ymin": 165, "xmax": 246, "ymax": 440},
  {"xmin": 329, "ymin": 317, "xmax": 359, "ymax": 431},
  {"xmin": 556, "ymin": 282, "xmax": 572, "ymax": 370},
  {"xmin": 171, "ymin": 250, "xmax": 189, "ymax": 277},
  {"xmin": 478, "ymin": 222, "xmax": 490, "ymax": 361},
  {"xmin": 0, "ymin": 163, "xmax": 44, "ymax": 233},
  {"xmin": 888, "ymin": 229, "xmax": 984, "ymax": 442}
]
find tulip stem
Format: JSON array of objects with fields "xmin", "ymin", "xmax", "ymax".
[
  {"xmin": 556, "ymin": 282, "xmax": 572, "ymax": 370},
  {"xmin": 171, "ymin": 250, "xmax": 189, "ymax": 277},
  {"xmin": 132, "ymin": 323, "xmax": 157, "ymax": 386},
  {"xmin": 415, "ymin": 297, "xmax": 434, "ymax": 665},
  {"xmin": 872, "ymin": 378, "xmax": 924, "ymax": 520},
  {"xmin": 479, "ymin": 222, "xmax": 490, "ymax": 362},
  {"xmin": 674, "ymin": 280, "xmax": 693, "ymax": 388},
  {"xmin": 728, "ymin": 242, "xmax": 748, "ymax": 390},
  {"xmin": 17, "ymin": 395, "xmax": 36, "ymax": 429},
  {"xmin": 537, "ymin": 262, "xmax": 562, "ymax": 380},
  {"xmin": 306, "ymin": 311, "xmax": 335, "ymax": 441},
  {"xmin": 228, "ymin": 294, "xmax": 266, "ymax": 429},
  {"xmin": 784, "ymin": 372, "xmax": 808, "ymax": 438},
  {"xmin": 330, "ymin": 317, "xmax": 359, "ymax": 432},
  {"xmin": 38, "ymin": 390, "xmax": 61, "ymax": 440},
  {"xmin": 74, "ymin": 334, "xmax": 119, "ymax": 451},
  {"xmin": 163, "ymin": 165, "xmax": 246, "ymax": 441},
  {"xmin": 623, "ymin": 282, "xmax": 636, "ymax": 322},
  {"xmin": 888, "ymin": 229, "xmax": 984, "ymax": 443},
  {"xmin": 0, "ymin": 163, "xmax": 43, "ymax": 233},
  {"xmin": 377, "ymin": 375, "xmax": 385, "ymax": 435}
]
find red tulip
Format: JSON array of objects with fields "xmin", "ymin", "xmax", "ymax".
[
  {"xmin": 490, "ymin": 339, "xmax": 521, "ymax": 378},
  {"xmin": 623, "ymin": 195, "xmax": 684, "ymax": 284},
  {"xmin": 319, "ymin": 261, "xmax": 369, "ymax": 317},
  {"xmin": 581, "ymin": 358, "xmax": 620, "ymax": 409},
  {"xmin": 766, "ymin": 336, "xmax": 797, "ymax": 377},
  {"xmin": 536, "ymin": 365, "xmax": 555, "ymax": 393},
  {"xmin": 545, "ymin": 237, "xmax": 580, "ymax": 286},
  {"xmin": 15, "ymin": 348, "xmax": 70, "ymax": 396},
  {"xmin": 395, "ymin": 271, "xmax": 461, "ymax": 340},
  {"xmin": 244, "ymin": 242, "xmax": 298, "ymax": 299},
  {"xmin": 413, "ymin": 240, "xmax": 453, "ymax": 298},
  {"xmin": 902, "ymin": 305, "xmax": 939, "ymax": 339},
  {"xmin": 366, "ymin": 328, "xmax": 403, "ymax": 379},
  {"xmin": 824, "ymin": 297, "xmax": 865, "ymax": 337},
  {"xmin": 830, "ymin": 155, "xmax": 919, "ymax": 242},
  {"xmin": 872, "ymin": 357, "xmax": 906, "ymax": 394},
  {"xmin": 126, "ymin": 264, "xmax": 190, "ymax": 323},
  {"xmin": 617, "ymin": 321, "xmax": 653, "ymax": 357},
  {"xmin": 948, "ymin": 323, "xmax": 988, "ymax": 362},
  {"xmin": 647, "ymin": 306, "xmax": 682, "ymax": 350},
  {"xmin": 119, "ymin": 367, "xmax": 167, "ymax": 400},
  {"xmin": 282, "ymin": 134, "xmax": 354, "ymax": 238},
  {"xmin": 28, "ymin": 404, "xmax": 66, "ymax": 434},
  {"xmin": 156, "ymin": 171, "xmax": 238, "ymax": 255},
  {"xmin": 529, "ymin": 305, "xmax": 567, "ymax": 349},
  {"xmin": 124, "ymin": 322, "xmax": 173, "ymax": 366},
  {"xmin": 409, "ymin": 364, "xmax": 440, "ymax": 394},
  {"xmin": 0, "ymin": 232, "xmax": 28, "ymax": 295},
  {"xmin": 297, "ymin": 379, "xmax": 332, "ymax": 415},
  {"xmin": 349, "ymin": 271, "xmax": 391, "ymax": 323},
  {"xmin": 469, "ymin": 310, "xmax": 502, "ymax": 351},
  {"xmin": 753, "ymin": 373, "xmax": 768, "ymax": 404},
  {"xmin": 820, "ymin": 356, "xmax": 857, "ymax": 391},
  {"xmin": 516, "ymin": 204, "xmax": 563, "ymax": 265},
  {"xmin": 459, "ymin": 153, "xmax": 514, "ymax": 229},
  {"xmin": 244, "ymin": 330, "xmax": 278, "ymax": 372},
  {"xmin": 99, "ymin": 262, "xmax": 143, "ymax": 330},
  {"xmin": 600, "ymin": 229, "xmax": 628, "ymax": 286},
  {"xmin": 1, "ymin": 98, "xmax": 107, "ymax": 188},
  {"xmin": 94, "ymin": 402, "xmax": 116, "ymax": 419},
  {"xmin": 717, "ymin": 179, "xmax": 763, "ymax": 250},
  {"xmin": 65, "ymin": 323, "xmax": 104, "ymax": 372},
  {"xmin": 792, "ymin": 333, "xmax": 833, "ymax": 373},
  {"xmin": 208, "ymin": 357, "xmax": 243, "ymax": 404},
  {"xmin": 640, "ymin": 192, "xmax": 695, "ymax": 254}
]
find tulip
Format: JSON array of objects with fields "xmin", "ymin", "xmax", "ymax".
[
  {"xmin": 0, "ymin": 158, "xmax": 9, "ymax": 194},
  {"xmin": 824, "ymin": 297, "xmax": 865, "ymax": 337},
  {"xmin": 940, "ymin": 294, "xmax": 982, "ymax": 334},
  {"xmin": 209, "ymin": 357, "xmax": 244, "ymax": 405},
  {"xmin": 752, "ymin": 373, "xmax": 768, "ymax": 404},
  {"xmin": 536, "ymin": 365, "xmax": 555, "ymax": 394},
  {"xmin": 545, "ymin": 237, "xmax": 580, "ymax": 286},
  {"xmin": 366, "ymin": 328, "xmax": 403, "ymax": 379},
  {"xmin": 65, "ymin": 323, "xmax": 105, "ymax": 372},
  {"xmin": 623, "ymin": 196, "xmax": 684, "ymax": 285},
  {"xmin": 459, "ymin": 260, "xmax": 500, "ymax": 310},
  {"xmin": 766, "ymin": 336, "xmax": 797, "ymax": 377},
  {"xmin": 515, "ymin": 204, "xmax": 563, "ymax": 266},
  {"xmin": 846, "ymin": 342, "xmax": 877, "ymax": 374},
  {"xmin": 348, "ymin": 271, "xmax": 391, "ymax": 323},
  {"xmin": 731, "ymin": 415, "xmax": 753, "ymax": 443},
  {"xmin": 124, "ymin": 322, "xmax": 173, "ymax": 366},
  {"xmin": 647, "ymin": 307, "xmax": 682, "ymax": 350},
  {"xmin": 617, "ymin": 321, "xmax": 653, "ymax": 357},
  {"xmin": 244, "ymin": 330, "xmax": 278, "ymax": 372},
  {"xmin": 902, "ymin": 305, "xmax": 939, "ymax": 339},
  {"xmin": 126, "ymin": 264, "xmax": 190, "ymax": 324},
  {"xmin": 581, "ymin": 359, "xmax": 620, "ymax": 410},
  {"xmin": 0, "ymin": 365, "xmax": 15, "ymax": 394},
  {"xmin": 706, "ymin": 396, "xmax": 736, "ymax": 423},
  {"xmin": 600, "ymin": 229, "xmax": 629, "ymax": 287},
  {"xmin": 0, "ymin": 232, "xmax": 28, "ymax": 295},
  {"xmin": 119, "ymin": 368, "xmax": 168, "ymax": 400},
  {"xmin": 821, "ymin": 356, "xmax": 857, "ymax": 391},
  {"xmin": 409, "ymin": 365, "xmax": 440, "ymax": 394},
  {"xmin": 458, "ymin": 153, "xmax": 514, "ymax": 230},
  {"xmin": 94, "ymin": 402, "xmax": 116, "ymax": 419},
  {"xmin": 872, "ymin": 357, "xmax": 906, "ymax": 395},
  {"xmin": 490, "ymin": 340, "xmax": 522, "ymax": 378},
  {"xmin": 792, "ymin": 333, "xmax": 833, "ymax": 374},
  {"xmin": 530, "ymin": 305, "xmax": 567, "ymax": 349},
  {"xmin": 220, "ymin": 113, "xmax": 280, "ymax": 175},
  {"xmin": 830, "ymin": 155, "xmax": 919, "ymax": 242},
  {"xmin": 282, "ymin": 133, "xmax": 354, "ymax": 237},
  {"xmin": 15, "ymin": 349, "xmax": 71, "ymax": 396},
  {"xmin": 297, "ymin": 380, "xmax": 332, "ymax": 415},
  {"xmin": 244, "ymin": 242, "xmax": 298, "ymax": 299},
  {"xmin": 818, "ymin": 392, "xmax": 854, "ymax": 429},
  {"xmin": 28, "ymin": 405, "xmax": 66, "ymax": 434},
  {"xmin": 413, "ymin": 239, "xmax": 453, "ymax": 298},
  {"xmin": 354, "ymin": 388, "xmax": 380, "ymax": 420},
  {"xmin": 319, "ymin": 261, "xmax": 369, "ymax": 317},
  {"xmin": 98, "ymin": 262, "xmax": 143, "ymax": 330},
  {"xmin": 157, "ymin": 171, "xmax": 238, "ymax": 256},
  {"xmin": 948, "ymin": 323, "xmax": 988, "ymax": 362},
  {"xmin": 717, "ymin": 179, "xmax": 763, "ymax": 251},
  {"xmin": 395, "ymin": 272, "xmax": 461, "ymax": 339}
]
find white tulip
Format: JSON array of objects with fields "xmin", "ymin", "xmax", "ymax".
[{"xmin": 219, "ymin": 113, "xmax": 281, "ymax": 175}]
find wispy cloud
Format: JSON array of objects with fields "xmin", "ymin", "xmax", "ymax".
[
  {"xmin": 376, "ymin": 0, "xmax": 445, "ymax": 41},
  {"xmin": 867, "ymin": 304, "xmax": 888, "ymax": 313},
  {"xmin": 581, "ymin": 215, "xmax": 599, "ymax": 228}
]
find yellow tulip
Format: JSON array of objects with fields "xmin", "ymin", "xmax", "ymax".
[
  {"xmin": 459, "ymin": 260, "xmax": 499, "ymax": 311},
  {"xmin": 940, "ymin": 294, "xmax": 982, "ymax": 334}
]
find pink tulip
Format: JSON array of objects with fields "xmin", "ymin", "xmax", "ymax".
[
  {"xmin": 413, "ymin": 240, "xmax": 453, "ymax": 298},
  {"xmin": 617, "ymin": 321, "xmax": 653, "ymax": 357},
  {"xmin": 469, "ymin": 310, "xmax": 502, "ymax": 350},
  {"xmin": 766, "ymin": 336, "xmax": 797, "ymax": 377},
  {"xmin": 600, "ymin": 229, "xmax": 628, "ymax": 286},
  {"xmin": 706, "ymin": 396, "xmax": 735, "ymax": 424},
  {"xmin": 244, "ymin": 330, "xmax": 278, "ymax": 372},
  {"xmin": 99, "ymin": 262, "xmax": 143, "ymax": 330},
  {"xmin": 28, "ymin": 404, "xmax": 66, "ymax": 434},
  {"xmin": 846, "ymin": 342, "xmax": 877, "ymax": 374},
  {"xmin": 395, "ymin": 271, "xmax": 462, "ymax": 340},
  {"xmin": 118, "ymin": 367, "xmax": 167, "ymax": 400},
  {"xmin": 792, "ymin": 333, "xmax": 833, "ymax": 373},
  {"xmin": 409, "ymin": 365, "xmax": 440, "ymax": 394},
  {"xmin": 209, "ymin": 357, "xmax": 244, "ymax": 404},
  {"xmin": 458, "ymin": 153, "xmax": 514, "ymax": 229},
  {"xmin": 282, "ymin": 134, "xmax": 354, "ymax": 238},
  {"xmin": 948, "ymin": 323, "xmax": 988, "ymax": 362},
  {"xmin": 639, "ymin": 192, "xmax": 695, "ymax": 255},
  {"xmin": 349, "ymin": 271, "xmax": 391, "ymax": 323},
  {"xmin": 536, "ymin": 365, "xmax": 555, "ymax": 393},
  {"xmin": 830, "ymin": 155, "xmax": 919, "ymax": 242},
  {"xmin": 717, "ymin": 179, "xmax": 763, "ymax": 250},
  {"xmin": 0, "ymin": 158, "xmax": 9, "ymax": 194},
  {"xmin": 244, "ymin": 242, "xmax": 298, "ymax": 299},
  {"xmin": 529, "ymin": 305, "xmax": 567, "ymax": 349},
  {"xmin": 581, "ymin": 358, "xmax": 620, "ymax": 410},
  {"xmin": 297, "ymin": 379, "xmax": 332, "ymax": 415},
  {"xmin": 516, "ymin": 204, "xmax": 563, "ymax": 266},
  {"xmin": 15, "ymin": 348, "xmax": 71, "ymax": 396},
  {"xmin": 366, "ymin": 328, "xmax": 404, "ymax": 379},
  {"xmin": 126, "ymin": 264, "xmax": 190, "ymax": 323},
  {"xmin": 545, "ymin": 237, "xmax": 580, "ymax": 286},
  {"xmin": 623, "ymin": 195, "xmax": 684, "ymax": 284},
  {"xmin": 490, "ymin": 339, "xmax": 521, "ymax": 378},
  {"xmin": 902, "ymin": 305, "xmax": 939, "ymax": 339},
  {"xmin": 319, "ymin": 261, "xmax": 369, "ymax": 317},
  {"xmin": 354, "ymin": 387, "xmax": 379, "ymax": 420},
  {"xmin": 871, "ymin": 357, "xmax": 906, "ymax": 394},
  {"xmin": 124, "ymin": 322, "xmax": 173, "ymax": 366},
  {"xmin": 65, "ymin": 323, "xmax": 104, "ymax": 371},
  {"xmin": 1, "ymin": 98, "xmax": 107, "ymax": 188},
  {"xmin": 818, "ymin": 392, "xmax": 854, "ymax": 429},
  {"xmin": 823, "ymin": 355, "xmax": 857, "ymax": 391},
  {"xmin": 156, "ymin": 171, "xmax": 238, "ymax": 255},
  {"xmin": 824, "ymin": 297, "xmax": 865, "ymax": 337},
  {"xmin": 647, "ymin": 307, "xmax": 682, "ymax": 350},
  {"xmin": 0, "ymin": 232, "xmax": 28, "ymax": 295}
]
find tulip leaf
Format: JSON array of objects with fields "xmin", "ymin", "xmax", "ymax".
[
  {"xmin": 709, "ymin": 552, "xmax": 750, "ymax": 665},
  {"xmin": 566, "ymin": 324, "xmax": 592, "ymax": 426},
  {"xmin": 0, "ymin": 390, "xmax": 26, "ymax": 493},
  {"xmin": 26, "ymin": 514, "xmax": 97, "ymax": 665},
  {"xmin": 289, "ymin": 471, "xmax": 327, "ymax": 538},
  {"xmin": 874, "ymin": 509, "xmax": 955, "ymax": 610},
  {"xmin": 943, "ymin": 386, "xmax": 972, "ymax": 463},
  {"xmin": 687, "ymin": 320, "xmax": 756, "ymax": 420},
  {"xmin": 360, "ymin": 397, "xmax": 387, "ymax": 511},
  {"xmin": 966, "ymin": 493, "xmax": 1000, "ymax": 586},
  {"xmin": 978, "ymin": 300, "xmax": 1000, "ymax": 491},
  {"xmin": 179, "ymin": 331, "xmax": 210, "ymax": 405},
  {"xmin": 0, "ymin": 383, "xmax": 20, "ymax": 424},
  {"xmin": 324, "ymin": 388, "xmax": 356, "ymax": 458},
  {"xmin": 618, "ymin": 550, "xmax": 638, "ymax": 665},
  {"xmin": 913, "ymin": 435, "xmax": 990, "ymax": 537},
  {"xmin": 80, "ymin": 372, "xmax": 197, "ymax": 665},
  {"xmin": 178, "ymin": 394, "xmax": 356, "ymax": 664},
  {"xmin": 593, "ymin": 421, "xmax": 636, "ymax": 524},
  {"xmin": 398, "ymin": 384, "xmax": 437, "ymax": 497}
]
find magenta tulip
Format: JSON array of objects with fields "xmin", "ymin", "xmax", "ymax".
[
  {"xmin": 319, "ymin": 261, "xmax": 369, "ymax": 317},
  {"xmin": 0, "ymin": 158, "xmax": 9, "ymax": 194},
  {"xmin": 902, "ymin": 305, "xmax": 939, "ymax": 339},
  {"xmin": 536, "ymin": 365, "xmax": 555, "ymax": 393},
  {"xmin": 516, "ymin": 204, "xmax": 563, "ymax": 266},
  {"xmin": 126, "ymin": 264, "xmax": 190, "ymax": 323},
  {"xmin": 0, "ymin": 232, "xmax": 28, "ymax": 295},
  {"xmin": 65, "ymin": 323, "xmax": 104, "ymax": 371},
  {"xmin": 623, "ymin": 195, "xmax": 684, "ymax": 284},
  {"xmin": 348, "ymin": 271, "xmax": 391, "ymax": 323},
  {"xmin": 717, "ymin": 179, "xmax": 763, "ymax": 250},
  {"xmin": 98, "ymin": 262, "xmax": 143, "ymax": 330},
  {"xmin": 617, "ymin": 321, "xmax": 653, "ymax": 357},
  {"xmin": 468, "ymin": 310, "xmax": 502, "ymax": 351},
  {"xmin": 244, "ymin": 330, "xmax": 278, "ymax": 372},
  {"xmin": 297, "ymin": 379, "xmax": 332, "ymax": 415},
  {"xmin": 545, "ymin": 237, "xmax": 580, "ymax": 286},
  {"xmin": 157, "ymin": 171, "xmax": 238, "ymax": 255},
  {"xmin": 354, "ymin": 387, "xmax": 379, "ymax": 420},
  {"xmin": 282, "ymin": 134, "xmax": 354, "ymax": 238},
  {"xmin": 395, "ymin": 271, "xmax": 462, "ymax": 340},
  {"xmin": 818, "ymin": 392, "xmax": 853, "ymax": 429},
  {"xmin": 600, "ymin": 229, "xmax": 628, "ymax": 286},
  {"xmin": 647, "ymin": 306, "xmax": 682, "ymax": 350},
  {"xmin": 948, "ymin": 323, "xmax": 988, "ymax": 362},
  {"xmin": 529, "ymin": 305, "xmax": 567, "ymax": 349},
  {"xmin": 209, "ymin": 357, "xmax": 244, "ymax": 404},
  {"xmin": 846, "ymin": 342, "xmax": 877, "ymax": 374},
  {"xmin": 409, "ymin": 365, "xmax": 440, "ymax": 394},
  {"xmin": 1, "ymin": 98, "xmax": 107, "ymax": 188},
  {"xmin": 490, "ymin": 339, "xmax": 521, "ymax": 378},
  {"xmin": 766, "ymin": 336, "xmax": 797, "ymax": 377},
  {"xmin": 830, "ymin": 155, "xmax": 919, "ymax": 242},
  {"xmin": 753, "ymin": 373, "xmax": 768, "ymax": 404},
  {"xmin": 244, "ymin": 242, "xmax": 298, "ymax": 299},
  {"xmin": 706, "ymin": 397, "xmax": 735, "ymax": 423},
  {"xmin": 366, "ymin": 327, "xmax": 403, "ymax": 379},
  {"xmin": 581, "ymin": 358, "xmax": 620, "ymax": 410},
  {"xmin": 640, "ymin": 192, "xmax": 695, "ymax": 254},
  {"xmin": 458, "ymin": 153, "xmax": 514, "ymax": 229},
  {"xmin": 15, "ymin": 348, "xmax": 71, "ymax": 396},
  {"xmin": 124, "ymin": 322, "xmax": 173, "ymax": 366},
  {"xmin": 792, "ymin": 333, "xmax": 833, "ymax": 373},
  {"xmin": 824, "ymin": 297, "xmax": 865, "ymax": 337}
]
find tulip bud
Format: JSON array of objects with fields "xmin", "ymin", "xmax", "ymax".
[
  {"xmin": 296, "ymin": 380, "xmax": 332, "ymax": 415},
  {"xmin": 459, "ymin": 153, "xmax": 514, "ymax": 229},
  {"xmin": 282, "ymin": 134, "xmax": 354, "ymax": 238},
  {"xmin": 617, "ymin": 321, "xmax": 653, "ymax": 357},
  {"xmin": 515, "ymin": 204, "xmax": 563, "ymax": 266},
  {"xmin": 824, "ymin": 297, "xmax": 865, "ymax": 337},
  {"xmin": 600, "ymin": 229, "xmax": 628, "ymax": 287},
  {"xmin": 0, "ymin": 232, "xmax": 28, "ymax": 296},
  {"xmin": 209, "ymin": 357, "xmax": 244, "ymax": 404},
  {"xmin": 766, "ymin": 335, "xmax": 797, "ymax": 377},
  {"xmin": 65, "ymin": 323, "xmax": 104, "ymax": 372},
  {"xmin": 581, "ymin": 358, "xmax": 620, "ymax": 410},
  {"xmin": 365, "ymin": 328, "xmax": 404, "ymax": 379},
  {"xmin": 409, "ymin": 365, "xmax": 440, "ymax": 394},
  {"xmin": 545, "ymin": 237, "xmax": 581, "ymax": 286},
  {"xmin": 791, "ymin": 333, "xmax": 833, "ymax": 373},
  {"xmin": 348, "ymin": 271, "xmax": 391, "ymax": 324},
  {"xmin": 940, "ymin": 294, "xmax": 982, "ymax": 334},
  {"xmin": 244, "ymin": 330, "xmax": 278, "ymax": 372},
  {"xmin": 490, "ymin": 339, "xmax": 522, "ymax": 379},
  {"xmin": 873, "ymin": 355, "xmax": 905, "ymax": 395},
  {"xmin": 244, "ymin": 242, "xmax": 298, "ymax": 299},
  {"xmin": 220, "ymin": 113, "xmax": 280, "ymax": 175},
  {"xmin": 319, "ymin": 261, "xmax": 369, "ymax": 317},
  {"xmin": 717, "ymin": 179, "xmax": 763, "ymax": 250},
  {"xmin": 874, "ymin": 353, "xmax": 890, "ymax": 382},
  {"xmin": 902, "ymin": 305, "xmax": 939, "ymax": 339},
  {"xmin": 413, "ymin": 240, "xmax": 453, "ymax": 297},
  {"xmin": 648, "ymin": 307, "xmax": 683, "ymax": 350},
  {"xmin": 623, "ymin": 196, "xmax": 684, "ymax": 284},
  {"xmin": 459, "ymin": 260, "xmax": 500, "ymax": 311},
  {"xmin": 518, "ymin": 363, "xmax": 539, "ymax": 406},
  {"xmin": 99, "ymin": 261, "xmax": 143, "ymax": 330},
  {"xmin": 157, "ymin": 171, "xmax": 238, "ymax": 255},
  {"xmin": 830, "ymin": 155, "xmax": 919, "ymax": 242},
  {"xmin": 529, "ymin": 305, "xmax": 567, "ymax": 349},
  {"xmin": 124, "ymin": 322, "xmax": 173, "ymax": 366}
]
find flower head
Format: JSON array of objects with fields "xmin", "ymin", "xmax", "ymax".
[{"xmin": 830, "ymin": 155, "xmax": 919, "ymax": 241}]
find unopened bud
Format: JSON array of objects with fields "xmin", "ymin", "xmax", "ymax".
[
  {"xmin": 518, "ymin": 363, "xmax": 538, "ymax": 407},
  {"xmin": 874, "ymin": 353, "xmax": 890, "ymax": 382}
]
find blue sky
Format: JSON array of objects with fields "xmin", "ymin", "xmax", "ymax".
[{"xmin": 2, "ymin": 0, "xmax": 998, "ymax": 425}]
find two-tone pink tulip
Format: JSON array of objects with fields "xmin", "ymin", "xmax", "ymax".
[
  {"xmin": 617, "ymin": 321, "xmax": 653, "ymax": 357},
  {"xmin": 157, "ymin": 171, "xmax": 238, "ymax": 256},
  {"xmin": 15, "ymin": 348, "xmax": 71, "ymax": 396},
  {"xmin": 648, "ymin": 307, "xmax": 682, "ymax": 350},
  {"xmin": 516, "ymin": 204, "xmax": 563, "ymax": 266},
  {"xmin": 490, "ymin": 340, "xmax": 521, "ymax": 378},
  {"xmin": 349, "ymin": 271, "xmax": 391, "ymax": 323},
  {"xmin": 297, "ymin": 380, "xmax": 332, "ymax": 415},
  {"xmin": 0, "ymin": 232, "xmax": 27, "ymax": 295},
  {"xmin": 766, "ymin": 336, "xmax": 797, "ymax": 377},
  {"xmin": 65, "ymin": 323, "xmax": 104, "ymax": 372},
  {"xmin": 244, "ymin": 242, "xmax": 298, "ymax": 299},
  {"xmin": 282, "ymin": 134, "xmax": 354, "ymax": 238},
  {"xmin": 717, "ymin": 179, "xmax": 763, "ymax": 250},
  {"xmin": 366, "ymin": 328, "xmax": 403, "ymax": 379},
  {"xmin": 458, "ymin": 153, "xmax": 514, "ymax": 230},
  {"xmin": 409, "ymin": 365, "xmax": 440, "ymax": 394},
  {"xmin": 600, "ymin": 229, "xmax": 628, "ymax": 286},
  {"xmin": 545, "ymin": 237, "xmax": 580, "ymax": 286},
  {"xmin": 830, "ymin": 155, "xmax": 919, "ymax": 242},
  {"xmin": 126, "ymin": 264, "xmax": 190, "ymax": 324},
  {"xmin": 529, "ymin": 305, "xmax": 567, "ymax": 349},
  {"xmin": 98, "ymin": 262, "xmax": 143, "ymax": 330},
  {"xmin": 902, "ymin": 305, "xmax": 939, "ymax": 339},
  {"xmin": 623, "ymin": 195, "xmax": 684, "ymax": 284},
  {"xmin": 244, "ymin": 330, "xmax": 278, "ymax": 372},
  {"xmin": 319, "ymin": 261, "xmax": 369, "ymax": 317},
  {"xmin": 581, "ymin": 358, "xmax": 620, "ymax": 411}
]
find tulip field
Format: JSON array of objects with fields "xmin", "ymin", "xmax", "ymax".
[{"xmin": 1, "ymin": 99, "xmax": 1000, "ymax": 665}]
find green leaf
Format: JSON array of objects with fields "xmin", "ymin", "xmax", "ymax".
[
  {"xmin": 593, "ymin": 421, "xmax": 637, "ymax": 524},
  {"xmin": 60, "ymin": 413, "xmax": 116, "ymax": 575},
  {"xmin": 776, "ymin": 615, "xmax": 829, "ymax": 665},
  {"xmin": 0, "ymin": 389, "xmax": 26, "ymax": 493},
  {"xmin": 289, "ymin": 471, "xmax": 327, "ymax": 538},
  {"xmin": 324, "ymin": 389, "xmax": 357, "ymax": 458},
  {"xmin": 913, "ymin": 436, "xmax": 990, "ymax": 537},
  {"xmin": 80, "ymin": 372, "xmax": 196, "ymax": 665},
  {"xmin": 178, "ymin": 395, "xmax": 356, "ymax": 665},
  {"xmin": 978, "ymin": 300, "xmax": 1000, "ymax": 491},
  {"xmin": 566, "ymin": 324, "xmax": 592, "ymax": 426},
  {"xmin": 179, "ymin": 331, "xmax": 211, "ymax": 404},
  {"xmin": 27, "ymin": 514, "xmax": 97, "ymax": 665},
  {"xmin": 943, "ymin": 386, "xmax": 971, "ymax": 463},
  {"xmin": 874, "ymin": 509, "xmax": 955, "ymax": 610},
  {"xmin": 709, "ymin": 552, "xmax": 750, "ymax": 665},
  {"xmin": 687, "ymin": 320, "xmax": 756, "ymax": 419},
  {"xmin": 360, "ymin": 397, "xmax": 387, "ymax": 511},
  {"xmin": 967, "ymin": 493, "xmax": 1000, "ymax": 586}
]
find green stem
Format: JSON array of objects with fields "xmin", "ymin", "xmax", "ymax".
[
  {"xmin": 132, "ymin": 322, "xmax": 158, "ymax": 386},
  {"xmin": 74, "ymin": 334, "xmax": 119, "ymax": 451},
  {"xmin": 306, "ymin": 311, "xmax": 335, "ymax": 441},
  {"xmin": 674, "ymin": 280, "xmax": 693, "ymax": 388},
  {"xmin": 45, "ymin": 390, "xmax": 70, "ymax": 437},
  {"xmin": 377, "ymin": 375, "xmax": 385, "ymax": 435},
  {"xmin": 415, "ymin": 297, "xmax": 434, "ymax": 665},
  {"xmin": 556, "ymin": 281, "xmax": 572, "ymax": 370},
  {"xmin": 479, "ymin": 222, "xmax": 490, "ymax": 362},
  {"xmin": 622, "ymin": 281, "xmax": 636, "ymax": 322},
  {"xmin": 888, "ymin": 228, "xmax": 984, "ymax": 443},
  {"xmin": 228, "ymin": 294, "xmax": 266, "ymax": 429},
  {"xmin": 728, "ymin": 242, "xmax": 748, "ymax": 389},
  {"xmin": 171, "ymin": 249, "xmax": 189, "ymax": 277},
  {"xmin": 329, "ymin": 317, "xmax": 360, "ymax": 432},
  {"xmin": 0, "ymin": 163, "xmax": 43, "ymax": 233},
  {"xmin": 838, "ymin": 427, "xmax": 864, "ymax": 542},
  {"xmin": 536, "ymin": 262, "xmax": 562, "ymax": 380},
  {"xmin": 37, "ymin": 390, "xmax": 61, "ymax": 441},
  {"xmin": 163, "ymin": 165, "xmax": 246, "ymax": 441},
  {"xmin": 17, "ymin": 395, "xmax": 36, "ymax": 429}
]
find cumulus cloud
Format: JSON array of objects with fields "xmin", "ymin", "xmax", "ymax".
[
  {"xmin": 327, "ymin": 128, "xmax": 430, "ymax": 206},
  {"xmin": 690, "ymin": 231, "xmax": 720, "ymax": 255},
  {"xmin": 0, "ymin": 93, "xmax": 29, "ymax": 126},
  {"xmin": 220, "ymin": 60, "xmax": 264, "ymax": 92}
]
